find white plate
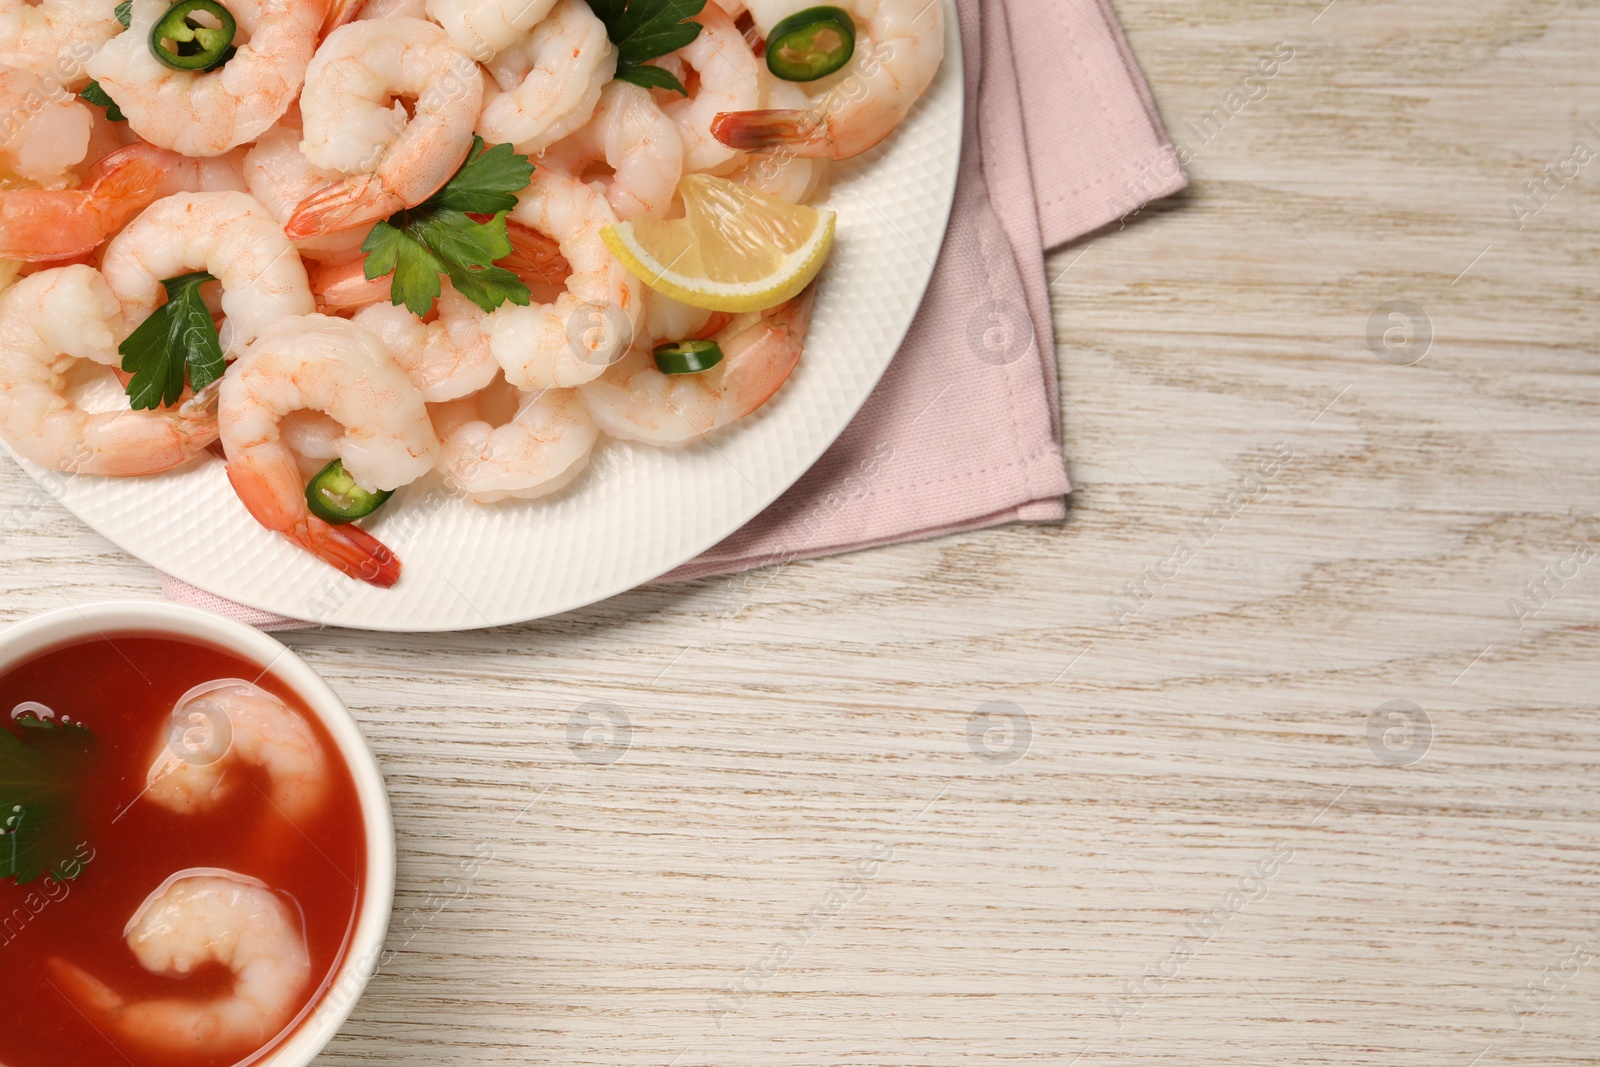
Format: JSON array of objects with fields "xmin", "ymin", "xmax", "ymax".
[{"xmin": 13, "ymin": 10, "xmax": 963, "ymax": 631}]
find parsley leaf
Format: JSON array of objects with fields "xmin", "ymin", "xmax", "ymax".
[
  {"xmin": 587, "ymin": 0, "xmax": 707, "ymax": 95},
  {"xmin": 362, "ymin": 222, "xmax": 447, "ymax": 316},
  {"xmin": 115, "ymin": 0, "xmax": 131, "ymax": 26},
  {"xmin": 79, "ymin": 81, "xmax": 126, "ymax": 122},
  {"xmin": 118, "ymin": 271, "xmax": 226, "ymax": 411},
  {"xmin": 0, "ymin": 713, "xmax": 96, "ymax": 886},
  {"xmin": 362, "ymin": 137, "xmax": 535, "ymax": 316},
  {"xmin": 425, "ymin": 140, "xmax": 535, "ymax": 215},
  {"xmin": 614, "ymin": 62, "xmax": 693, "ymax": 94}
]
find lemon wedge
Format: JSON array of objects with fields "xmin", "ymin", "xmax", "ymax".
[{"xmin": 601, "ymin": 174, "xmax": 835, "ymax": 313}]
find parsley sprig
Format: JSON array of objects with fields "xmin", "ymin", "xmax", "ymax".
[
  {"xmin": 588, "ymin": 0, "xmax": 707, "ymax": 95},
  {"xmin": 118, "ymin": 271, "xmax": 226, "ymax": 410},
  {"xmin": 361, "ymin": 137, "xmax": 536, "ymax": 316},
  {"xmin": 1, "ymin": 713, "xmax": 95, "ymax": 886}
]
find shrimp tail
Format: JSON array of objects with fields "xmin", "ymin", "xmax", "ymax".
[
  {"xmin": 311, "ymin": 258, "xmax": 392, "ymax": 312},
  {"xmin": 225, "ymin": 462, "xmax": 402, "ymax": 588},
  {"xmin": 0, "ymin": 145, "xmax": 178, "ymax": 261},
  {"xmin": 0, "ymin": 193, "xmax": 107, "ymax": 261},
  {"xmin": 321, "ymin": 0, "xmax": 365, "ymax": 37},
  {"xmin": 711, "ymin": 108, "xmax": 829, "ymax": 157},
  {"xmin": 294, "ymin": 517, "xmax": 403, "ymax": 588},
  {"xmin": 285, "ymin": 175, "xmax": 405, "ymax": 240},
  {"xmin": 89, "ymin": 146, "xmax": 175, "ymax": 212}
]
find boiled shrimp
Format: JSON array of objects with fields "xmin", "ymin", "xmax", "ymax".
[
  {"xmin": 485, "ymin": 166, "xmax": 644, "ymax": 390},
  {"xmin": 147, "ymin": 678, "xmax": 329, "ymax": 824},
  {"xmin": 661, "ymin": 1, "xmax": 762, "ymax": 175},
  {"xmin": 579, "ymin": 283, "xmax": 814, "ymax": 446},
  {"xmin": 352, "ymin": 281, "xmax": 497, "ymax": 401},
  {"xmin": 219, "ymin": 313, "xmax": 438, "ymax": 586},
  {"xmin": 100, "ymin": 191, "xmax": 314, "ymax": 354},
  {"xmin": 432, "ymin": 378, "xmax": 598, "ymax": 503},
  {"xmin": 243, "ymin": 125, "xmax": 369, "ymax": 261},
  {"xmin": 288, "ymin": 17, "xmax": 483, "ymax": 238},
  {"xmin": 425, "ymin": 0, "xmax": 557, "ymax": 59},
  {"xmin": 0, "ymin": 0, "xmax": 122, "ymax": 79},
  {"xmin": 0, "ymin": 266, "xmax": 220, "ymax": 474},
  {"xmin": 0, "ymin": 143, "xmax": 247, "ymax": 262},
  {"xmin": 711, "ymin": 0, "xmax": 944, "ymax": 160},
  {"xmin": 86, "ymin": 0, "xmax": 325, "ymax": 157},
  {"xmin": 0, "ymin": 64, "xmax": 92, "ymax": 189},
  {"xmin": 477, "ymin": 0, "xmax": 615, "ymax": 154},
  {"xmin": 542, "ymin": 80, "xmax": 683, "ymax": 221},
  {"xmin": 47, "ymin": 870, "xmax": 311, "ymax": 1057}
]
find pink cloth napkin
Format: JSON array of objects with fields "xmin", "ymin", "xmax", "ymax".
[{"xmin": 163, "ymin": 0, "xmax": 1186, "ymax": 627}]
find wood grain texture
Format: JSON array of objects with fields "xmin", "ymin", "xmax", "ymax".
[{"xmin": 3, "ymin": 0, "xmax": 1599, "ymax": 1063}]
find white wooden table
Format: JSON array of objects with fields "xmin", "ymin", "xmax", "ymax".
[{"xmin": 4, "ymin": 0, "xmax": 1599, "ymax": 1062}]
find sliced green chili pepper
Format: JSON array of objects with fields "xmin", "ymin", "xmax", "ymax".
[
  {"xmin": 653, "ymin": 339, "xmax": 725, "ymax": 375},
  {"xmin": 149, "ymin": 0, "xmax": 237, "ymax": 71},
  {"xmin": 765, "ymin": 6, "xmax": 856, "ymax": 82},
  {"xmin": 306, "ymin": 459, "xmax": 393, "ymax": 525}
]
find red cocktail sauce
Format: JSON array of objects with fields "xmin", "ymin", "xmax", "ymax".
[{"xmin": 0, "ymin": 634, "xmax": 366, "ymax": 1067}]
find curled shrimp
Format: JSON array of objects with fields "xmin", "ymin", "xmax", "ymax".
[
  {"xmin": 352, "ymin": 281, "xmax": 497, "ymax": 401},
  {"xmin": 0, "ymin": 0, "xmax": 121, "ymax": 79},
  {"xmin": 244, "ymin": 125, "xmax": 369, "ymax": 261},
  {"xmin": 485, "ymin": 166, "xmax": 644, "ymax": 390},
  {"xmin": 47, "ymin": 870, "xmax": 311, "ymax": 1058},
  {"xmin": 425, "ymin": 0, "xmax": 557, "ymax": 59},
  {"xmin": 86, "ymin": 0, "xmax": 325, "ymax": 157},
  {"xmin": 101, "ymin": 190, "xmax": 314, "ymax": 353},
  {"xmin": 661, "ymin": 1, "xmax": 762, "ymax": 175},
  {"xmin": 432, "ymin": 378, "xmax": 598, "ymax": 503},
  {"xmin": 147, "ymin": 678, "xmax": 329, "ymax": 824},
  {"xmin": 711, "ymin": 0, "xmax": 944, "ymax": 160},
  {"xmin": 220, "ymin": 313, "xmax": 438, "ymax": 586},
  {"xmin": 0, "ymin": 63, "xmax": 93, "ymax": 188},
  {"xmin": 0, "ymin": 266, "xmax": 220, "ymax": 474},
  {"xmin": 287, "ymin": 17, "xmax": 484, "ymax": 239},
  {"xmin": 477, "ymin": 0, "xmax": 615, "ymax": 154},
  {"xmin": 542, "ymin": 80, "xmax": 684, "ymax": 221},
  {"xmin": 579, "ymin": 283, "xmax": 814, "ymax": 446},
  {"xmin": 0, "ymin": 143, "xmax": 247, "ymax": 262}
]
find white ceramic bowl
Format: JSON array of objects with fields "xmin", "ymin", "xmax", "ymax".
[{"xmin": 0, "ymin": 600, "xmax": 395, "ymax": 1067}]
